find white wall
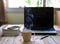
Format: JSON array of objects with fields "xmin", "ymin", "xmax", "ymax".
[
  {"xmin": 5, "ymin": 8, "xmax": 24, "ymax": 24},
  {"xmin": 6, "ymin": 13, "xmax": 24, "ymax": 24}
]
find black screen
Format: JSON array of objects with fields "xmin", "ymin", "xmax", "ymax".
[{"xmin": 24, "ymin": 7, "xmax": 54, "ymax": 30}]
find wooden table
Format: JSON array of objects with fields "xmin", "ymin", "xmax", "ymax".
[{"xmin": 0, "ymin": 24, "xmax": 60, "ymax": 44}]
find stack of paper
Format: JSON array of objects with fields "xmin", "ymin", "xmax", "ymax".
[{"xmin": 2, "ymin": 25, "xmax": 21, "ymax": 36}]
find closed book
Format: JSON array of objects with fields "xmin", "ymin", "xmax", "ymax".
[{"xmin": 3, "ymin": 25, "xmax": 21, "ymax": 36}]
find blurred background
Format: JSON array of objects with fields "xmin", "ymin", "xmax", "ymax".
[{"xmin": 0, "ymin": 0, "xmax": 60, "ymax": 25}]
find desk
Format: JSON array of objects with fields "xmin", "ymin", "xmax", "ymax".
[{"xmin": 0, "ymin": 24, "xmax": 60, "ymax": 44}]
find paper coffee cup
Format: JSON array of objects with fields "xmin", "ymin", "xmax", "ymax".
[{"xmin": 22, "ymin": 30, "xmax": 32, "ymax": 42}]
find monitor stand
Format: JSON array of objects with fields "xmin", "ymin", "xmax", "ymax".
[{"xmin": 31, "ymin": 27, "xmax": 56, "ymax": 35}]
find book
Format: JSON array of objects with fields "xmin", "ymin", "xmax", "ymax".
[{"xmin": 3, "ymin": 25, "xmax": 21, "ymax": 36}]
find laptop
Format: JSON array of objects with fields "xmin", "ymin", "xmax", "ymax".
[{"xmin": 24, "ymin": 7, "xmax": 56, "ymax": 35}]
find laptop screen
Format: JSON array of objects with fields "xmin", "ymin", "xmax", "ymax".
[{"xmin": 24, "ymin": 7, "xmax": 54, "ymax": 30}]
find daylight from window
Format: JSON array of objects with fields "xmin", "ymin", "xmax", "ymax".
[
  {"xmin": 8, "ymin": 0, "xmax": 24, "ymax": 8},
  {"xmin": 8, "ymin": 0, "xmax": 43, "ymax": 8},
  {"xmin": 8, "ymin": 0, "xmax": 60, "ymax": 8},
  {"xmin": 46, "ymin": 0, "xmax": 60, "ymax": 8}
]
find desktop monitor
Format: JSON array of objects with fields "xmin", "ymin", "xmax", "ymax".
[{"xmin": 24, "ymin": 7, "xmax": 54, "ymax": 30}]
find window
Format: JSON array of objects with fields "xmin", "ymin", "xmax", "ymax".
[
  {"xmin": 7, "ymin": 0, "xmax": 60, "ymax": 8},
  {"xmin": 8, "ymin": 0, "xmax": 43, "ymax": 8},
  {"xmin": 8, "ymin": 0, "xmax": 24, "ymax": 8},
  {"xmin": 24, "ymin": 0, "xmax": 43, "ymax": 7},
  {"xmin": 46, "ymin": 0, "xmax": 60, "ymax": 8}
]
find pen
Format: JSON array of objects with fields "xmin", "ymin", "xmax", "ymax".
[{"xmin": 40, "ymin": 35, "xmax": 48, "ymax": 40}]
